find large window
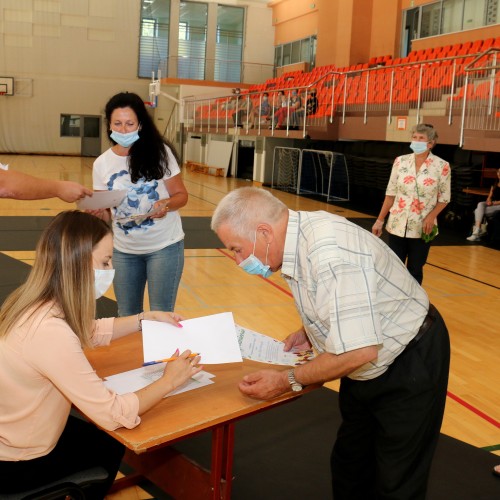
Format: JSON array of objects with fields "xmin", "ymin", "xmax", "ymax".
[
  {"xmin": 215, "ymin": 5, "xmax": 244, "ymax": 83},
  {"xmin": 406, "ymin": 0, "xmax": 498, "ymax": 44},
  {"xmin": 139, "ymin": 0, "xmax": 170, "ymax": 78},
  {"xmin": 178, "ymin": 1, "xmax": 208, "ymax": 80},
  {"xmin": 137, "ymin": 1, "xmax": 247, "ymax": 82},
  {"xmin": 274, "ymin": 36, "xmax": 316, "ymax": 72}
]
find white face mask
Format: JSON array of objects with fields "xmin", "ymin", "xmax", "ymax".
[{"xmin": 94, "ymin": 269, "xmax": 115, "ymax": 299}]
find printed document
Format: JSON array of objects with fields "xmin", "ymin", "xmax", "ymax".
[{"xmin": 236, "ymin": 324, "xmax": 315, "ymax": 366}]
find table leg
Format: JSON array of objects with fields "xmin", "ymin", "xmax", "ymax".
[
  {"xmin": 112, "ymin": 424, "xmax": 236, "ymax": 499},
  {"xmin": 211, "ymin": 423, "xmax": 235, "ymax": 499}
]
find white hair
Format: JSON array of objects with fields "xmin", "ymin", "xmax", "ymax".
[{"xmin": 211, "ymin": 187, "xmax": 288, "ymax": 239}]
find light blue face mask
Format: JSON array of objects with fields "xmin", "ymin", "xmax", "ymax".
[
  {"xmin": 239, "ymin": 232, "xmax": 272, "ymax": 278},
  {"xmin": 110, "ymin": 129, "xmax": 140, "ymax": 148},
  {"xmin": 410, "ymin": 140, "xmax": 428, "ymax": 154}
]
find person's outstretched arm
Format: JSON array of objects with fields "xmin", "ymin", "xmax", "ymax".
[{"xmin": 0, "ymin": 169, "xmax": 92, "ymax": 202}]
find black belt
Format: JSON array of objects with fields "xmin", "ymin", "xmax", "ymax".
[{"xmin": 406, "ymin": 304, "xmax": 437, "ymax": 350}]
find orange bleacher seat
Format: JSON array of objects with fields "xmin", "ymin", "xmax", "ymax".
[
  {"xmin": 481, "ymin": 38, "xmax": 495, "ymax": 51},
  {"xmin": 448, "ymin": 43, "xmax": 461, "ymax": 56},
  {"xmin": 415, "ymin": 49, "xmax": 426, "ymax": 60},
  {"xmin": 470, "ymin": 40, "xmax": 483, "ymax": 53},
  {"xmin": 458, "ymin": 41, "xmax": 472, "ymax": 55},
  {"xmin": 473, "ymin": 81, "xmax": 491, "ymax": 100},
  {"xmin": 432, "ymin": 47, "xmax": 443, "ymax": 59},
  {"xmin": 449, "ymin": 85, "xmax": 474, "ymax": 101}
]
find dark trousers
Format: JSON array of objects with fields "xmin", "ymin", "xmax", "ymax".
[
  {"xmin": 388, "ymin": 234, "xmax": 431, "ymax": 285},
  {"xmin": 331, "ymin": 306, "xmax": 450, "ymax": 500},
  {"xmin": 0, "ymin": 415, "xmax": 125, "ymax": 498}
]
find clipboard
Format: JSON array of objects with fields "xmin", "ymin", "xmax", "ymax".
[{"xmin": 77, "ymin": 190, "xmax": 127, "ymax": 210}]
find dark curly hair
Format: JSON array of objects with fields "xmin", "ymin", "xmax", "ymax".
[{"xmin": 104, "ymin": 92, "xmax": 180, "ymax": 184}]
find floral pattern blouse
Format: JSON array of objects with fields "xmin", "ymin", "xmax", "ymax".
[{"xmin": 385, "ymin": 152, "xmax": 451, "ymax": 238}]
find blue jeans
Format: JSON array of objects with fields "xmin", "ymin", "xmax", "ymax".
[{"xmin": 112, "ymin": 240, "xmax": 184, "ymax": 316}]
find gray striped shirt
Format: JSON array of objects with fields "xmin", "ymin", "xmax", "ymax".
[{"xmin": 281, "ymin": 210, "xmax": 429, "ymax": 380}]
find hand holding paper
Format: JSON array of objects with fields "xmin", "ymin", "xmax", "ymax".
[
  {"xmin": 236, "ymin": 325, "xmax": 315, "ymax": 366},
  {"xmin": 142, "ymin": 312, "xmax": 242, "ymax": 364},
  {"xmin": 77, "ymin": 190, "xmax": 127, "ymax": 210}
]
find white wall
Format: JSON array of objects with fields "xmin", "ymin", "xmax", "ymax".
[
  {"xmin": 0, "ymin": 0, "xmax": 274, "ymax": 154},
  {"xmin": 242, "ymin": 1, "xmax": 275, "ymax": 83},
  {"xmin": 0, "ymin": 0, "xmax": 147, "ymax": 154}
]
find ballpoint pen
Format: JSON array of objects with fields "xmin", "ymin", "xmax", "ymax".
[{"xmin": 142, "ymin": 352, "xmax": 200, "ymax": 367}]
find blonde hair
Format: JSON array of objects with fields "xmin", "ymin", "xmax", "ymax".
[
  {"xmin": 0, "ymin": 211, "xmax": 112, "ymax": 348},
  {"xmin": 211, "ymin": 187, "xmax": 288, "ymax": 239}
]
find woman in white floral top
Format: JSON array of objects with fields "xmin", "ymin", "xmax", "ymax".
[{"xmin": 372, "ymin": 124, "xmax": 451, "ymax": 284}]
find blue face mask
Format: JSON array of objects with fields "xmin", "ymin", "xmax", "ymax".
[
  {"xmin": 410, "ymin": 141, "xmax": 428, "ymax": 154},
  {"xmin": 110, "ymin": 129, "xmax": 140, "ymax": 148},
  {"xmin": 239, "ymin": 232, "xmax": 272, "ymax": 278}
]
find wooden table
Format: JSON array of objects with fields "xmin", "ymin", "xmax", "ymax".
[
  {"xmin": 85, "ymin": 332, "xmax": 316, "ymax": 499},
  {"xmin": 462, "ymin": 187, "xmax": 489, "ymax": 196}
]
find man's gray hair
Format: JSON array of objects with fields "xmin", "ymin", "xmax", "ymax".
[{"xmin": 211, "ymin": 187, "xmax": 288, "ymax": 239}]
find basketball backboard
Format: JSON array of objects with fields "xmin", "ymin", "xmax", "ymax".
[{"xmin": 0, "ymin": 77, "xmax": 14, "ymax": 96}]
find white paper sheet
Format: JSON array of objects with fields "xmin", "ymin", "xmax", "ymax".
[
  {"xmin": 76, "ymin": 190, "xmax": 127, "ymax": 210},
  {"xmin": 142, "ymin": 312, "xmax": 243, "ymax": 364},
  {"xmin": 235, "ymin": 324, "xmax": 315, "ymax": 366},
  {"xmin": 0, "ymin": 163, "xmax": 8, "ymax": 170},
  {"xmin": 103, "ymin": 364, "xmax": 215, "ymax": 397}
]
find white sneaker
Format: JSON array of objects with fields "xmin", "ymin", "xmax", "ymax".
[
  {"xmin": 467, "ymin": 226, "xmax": 481, "ymax": 241},
  {"xmin": 466, "ymin": 233, "xmax": 480, "ymax": 241}
]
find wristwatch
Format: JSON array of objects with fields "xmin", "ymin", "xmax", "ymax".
[{"xmin": 287, "ymin": 369, "xmax": 303, "ymax": 392}]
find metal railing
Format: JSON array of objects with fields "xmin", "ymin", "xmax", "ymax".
[
  {"xmin": 158, "ymin": 56, "xmax": 274, "ymax": 84},
  {"xmin": 181, "ymin": 49, "xmax": 500, "ymax": 141},
  {"xmin": 460, "ymin": 48, "xmax": 500, "ymax": 146}
]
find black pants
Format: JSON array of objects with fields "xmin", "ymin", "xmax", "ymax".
[
  {"xmin": 0, "ymin": 415, "xmax": 125, "ymax": 498},
  {"xmin": 331, "ymin": 306, "xmax": 450, "ymax": 500},
  {"xmin": 388, "ymin": 234, "xmax": 431, "ymax": 285}
]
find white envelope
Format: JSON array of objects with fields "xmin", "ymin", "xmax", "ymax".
[{"xmin": 77, "ymin": 190, "xmax": 127, "ymax": 210}]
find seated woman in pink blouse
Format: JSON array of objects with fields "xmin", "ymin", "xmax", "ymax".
[
  {"xmin": 0, "ymin": 211, "xmax": 202, "ymax": 498},
  {"xmin": 372, "ymin": 124, "xmax": 451, "ymax": 284}
]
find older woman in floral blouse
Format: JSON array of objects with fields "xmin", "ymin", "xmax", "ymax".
[{"xmin": 372, "ymin": 124, "xmax": 451, "ymax": 284}]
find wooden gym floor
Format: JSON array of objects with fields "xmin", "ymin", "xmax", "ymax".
[{"xmin": 0, "ymin": 154, "xmax": 498, "ymax": 499}]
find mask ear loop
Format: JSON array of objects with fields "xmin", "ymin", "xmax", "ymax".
[
  {"xmin": 255, "ymin": 229, "xmax": 271, "ymax": 265},
  {"xmin": 252, "ymin": 230, "xmax": 257, "ymax": 255}
]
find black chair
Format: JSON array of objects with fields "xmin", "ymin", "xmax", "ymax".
[
  {"xmin": 3, "ymin": 466, "xmax": 109, "ymax": 500},
  {"xmin": 485, "ymin": 210, "xmax": 500, "ymax": 246}
]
